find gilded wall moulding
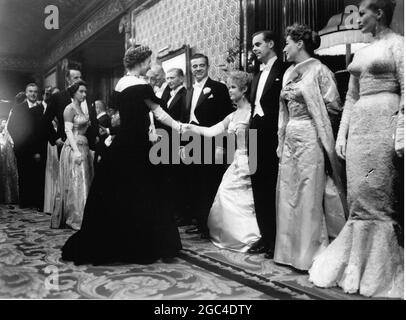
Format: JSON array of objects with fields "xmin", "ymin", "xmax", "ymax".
[
  {"xmin": 44, "ymin": 0, "xmax": 136, "ymax": 70},
  {"xmin": 43, "ymin": 0, "xmax": 153, "ymax": 70}
]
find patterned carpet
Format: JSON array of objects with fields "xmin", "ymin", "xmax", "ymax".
[{"xmin": 0, "ymin": 205, "xmax": 385, "ymax": 300}]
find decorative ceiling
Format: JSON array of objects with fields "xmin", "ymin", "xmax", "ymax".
[{"xmin": 0, "ymin": 0, "xmax": 102, "ymax": 58}]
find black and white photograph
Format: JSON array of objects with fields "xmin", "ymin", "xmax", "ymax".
[{"xmin": 0, "ymin": 0, "xmax": 404, "ymax": 307}]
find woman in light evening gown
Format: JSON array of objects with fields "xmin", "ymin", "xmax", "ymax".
[
  {"xmin": 0, "ymin": 118, "xmax": 19, "ymax": 204},
  {"xmin": 185, "ymin": 71, "xmax": 261, "ymax": 252},
  {"xmin": 61, "ymin": 46, "xmax": 182, "ymax": 265},
  {"xmin": 274, "ymin": 24, "xmax": 347, "ymax": 271},
  {"xmin": 51, "ymin": 81, "xmax": 94, "ymax": 230},
  {"xmin": 309, "ymin": 0, "xmax": 404, "ymax": 298},
  {"xmin": 43, "ymin": 119, "xmax": 59, "ymax": 214}
]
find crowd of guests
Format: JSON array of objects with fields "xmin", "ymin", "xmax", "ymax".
[{"xmin": 0, "ymin": 0, "xmax": 403, "ymax": 299}]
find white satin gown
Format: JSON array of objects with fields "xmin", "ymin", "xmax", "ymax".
[{"xmin": 208, "ymin": 110, "xmax": 261, "ymax": 252}]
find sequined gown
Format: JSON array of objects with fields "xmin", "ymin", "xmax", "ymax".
[
  {"xmin": 51, "ymin": 110, "xmax": 94, "ymax": 230},
  {"xmin": 208, "ymin": 110, "xmax": 261, "ymax": 252},
  {"xmin": 309, "ymin": 30, "xmax": 404, "ymax": 298},
  {"xmin": 0, "ymin": 128, "xmax": 19, "ymax": 204}
]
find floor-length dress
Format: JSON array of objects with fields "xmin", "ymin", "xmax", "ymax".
[
  {"xmin": 309, "ymin": 30, "xmax": 404, "ymax": 298},
  {"xmin": 208, "ymin": 110, "xmax": 261, "ymax": 252},
  {"xmin": 43, "ymin": 122, "xmax": 59, "ymax": 214},
  {"xmin": 274, "ymin": 58, "xmax": 347, "ymax": 271},
  {"xmin": 51, "ymin": 111, "xmax": 94, "ymax": 230},
  {"xmin": 0, "ymin": 129, "xmax": 19, "ymax": 204},
  {"xmin": 61, "ymin": 76, "xmax": 182, "ymax": 265}
]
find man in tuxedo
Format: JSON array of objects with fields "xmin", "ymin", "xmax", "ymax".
[
  {"xmin": 43, "ymin": 68, "xmax": 98, "ymax": 156},
  {"xmin": 146, "ymin": 65, "xmax": 171, "ymax": 100},
  {"xmin": 158, "ymin": 68, "xmax": 188, "ymax": 225},
  {"xmin": 94, "ymin": 100, "xmax": 112, "ymax": 167},
  {"xmin": 8, "ymin": 83, "xmax": 48, "ymax": 210},
  {"xmin": 162, "ymin": 68, "xmax": 186, "ymax": 121},
  {"xmin": 146, "ymin": 65, "xmax": 171, "ymax": 143},
  {"xmin": 248, "ymin": 30, "xmax": 287, "ymax": 259},
  {"xmin": 182, "ymin": 53, "xmax": 234, "ymax": 238}
]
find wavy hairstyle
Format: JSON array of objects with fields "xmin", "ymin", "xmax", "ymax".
[{"xmin": 286, "ymin": 24, "xmax": 321, "ymax": 56}]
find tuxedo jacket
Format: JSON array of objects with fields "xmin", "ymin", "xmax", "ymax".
[
  {"xmin": 182, "ymin": 78, "xmax": 233, "ymax": 127},
  {"xmin": 250, "ymin": 58, "xmax": 287, "ymax": 126},
  {"xmin": 8, "ymin": 101, "xmax": 48, "ymax": 156},
  {"xmin": 163, "ymin": 86, "xmax": 186, "ymax": 122},
  {"xmin": 43, "ymin": 90, "xmax": 98, "ymax": 150},
  {"xmin": 97, "ymin": 113, "xmax": 112, "ymax": 130},
  {"xmin": 160, "ymin": 84, "xmax": 172, "ymax": 105},
  {"xmin": 97, "ymin": 113, "xmax": 112, "ymax": 148}
]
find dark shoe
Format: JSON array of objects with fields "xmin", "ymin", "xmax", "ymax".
[
  {"xmin": 185, "ymin": 226, "xmax": 199, "ymax": 234},
  {"xmin": 264, "ymin": 249, "xmax": 274, "ymax": 259},
  {"xmin": 247, "ymin": 240, "xmax": 266, "ymax": 254},
  {"xmin": 161, "ymin": 257, "xmax": 177, "ymax": 263}
]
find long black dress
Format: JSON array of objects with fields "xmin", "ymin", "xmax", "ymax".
[{"xmin": 61, "ymin": 80, "xmax": 182, "ymax": 265}]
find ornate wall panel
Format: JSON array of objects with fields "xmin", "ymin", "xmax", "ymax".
[{"xmin": 132, "ymin": 0, "xmax": 242, "ymax": 81}]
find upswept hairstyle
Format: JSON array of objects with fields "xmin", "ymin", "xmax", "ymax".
[
  {"xmin": 123, "ymin": 45, "xmax": 153, "ymax": 69},
  {"xmin": 286, "ymin": 24, "xmax": 321, "ymax": 56}
]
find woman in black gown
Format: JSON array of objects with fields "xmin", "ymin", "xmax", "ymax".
[{"xmin": 61, "ymin": 46, "xmax": 182, "ymax": 265}]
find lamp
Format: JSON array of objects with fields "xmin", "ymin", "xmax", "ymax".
[{"xmin": 316, "ymin": 5, "xmax": 373, "ymax": 67}]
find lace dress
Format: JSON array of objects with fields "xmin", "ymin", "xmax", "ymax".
[
  {"xmin": 0, "ymin": 128, "xmax": 19, "ymax": 204},
  {"xmin": 309, "ymin": 30, "xmax": 404, "ymax": 298}
]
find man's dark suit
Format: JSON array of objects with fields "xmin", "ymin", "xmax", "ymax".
[
  {"xmin": 43, "ymin": 90, "xmax": 98, "ymax": 153},
  {"xmin": 156, "ymin": 87, "xmax": 188, "ymax": 222},
  {"xmin": 8, "ymin": 101, "xmax": 48, "ymax": 209},
  {"xmin": 249, "ymin": 58, "xmax": 287, "ymax": 253},
  {"xmin": 97, "ymin": 113, "xmax": 112, "ymax": 129},
  {"xmin": 182, "ymin": 78, "xmax": 234, "ymax": 234},
  {"xmin": 160, "ymin": 84, "xmax": 172, "ymax": 105},
  {"xmin": 94, "ymin": 113, "xmax": 112, "ymax": 169}
]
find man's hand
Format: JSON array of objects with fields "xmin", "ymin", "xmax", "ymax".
[
  {"xmin": 33, "ymin": 154, "xmax": 41, "ymax": 162},
  {"xmin": 99, "ymin": 126, "xmax": 108, "ymax": 136},
  {"xmin": 55, "ymin": 138, "xmax": 64, "ymax": 148}
]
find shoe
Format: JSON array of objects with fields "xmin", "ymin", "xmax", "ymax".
[
  {"xmin": 264, "ymin": 249, "xmax": 274, "ymax": 259},
  {"xmin": 185, "ymin": 226, "xmax": 199, "ymax": 234},
  {"xmin": 247, "ymin": 240, "xmax": 267, "ymax": 254},
  {"xmin": 161, "ymin": 257, "xmax": 177, "ymax": 263}
]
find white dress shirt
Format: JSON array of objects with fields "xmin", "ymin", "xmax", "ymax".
[
  {"xmin": 27, "ymin": 100, "xmax": 38, "ymax": 109},
  {"xmin": 254, "ymin": 56, "xmax": 277, "ymax": 117},
  {"xmin": 190, "ymin": 76, "xmax": 209, "ymax": 124},
  {"xmin": 167, "ymin": 85, "xmax": 184, "ymax": 108},
  {"xmin": 155, "ymin": 82, "xmax": 168, "ymax": 99}
]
